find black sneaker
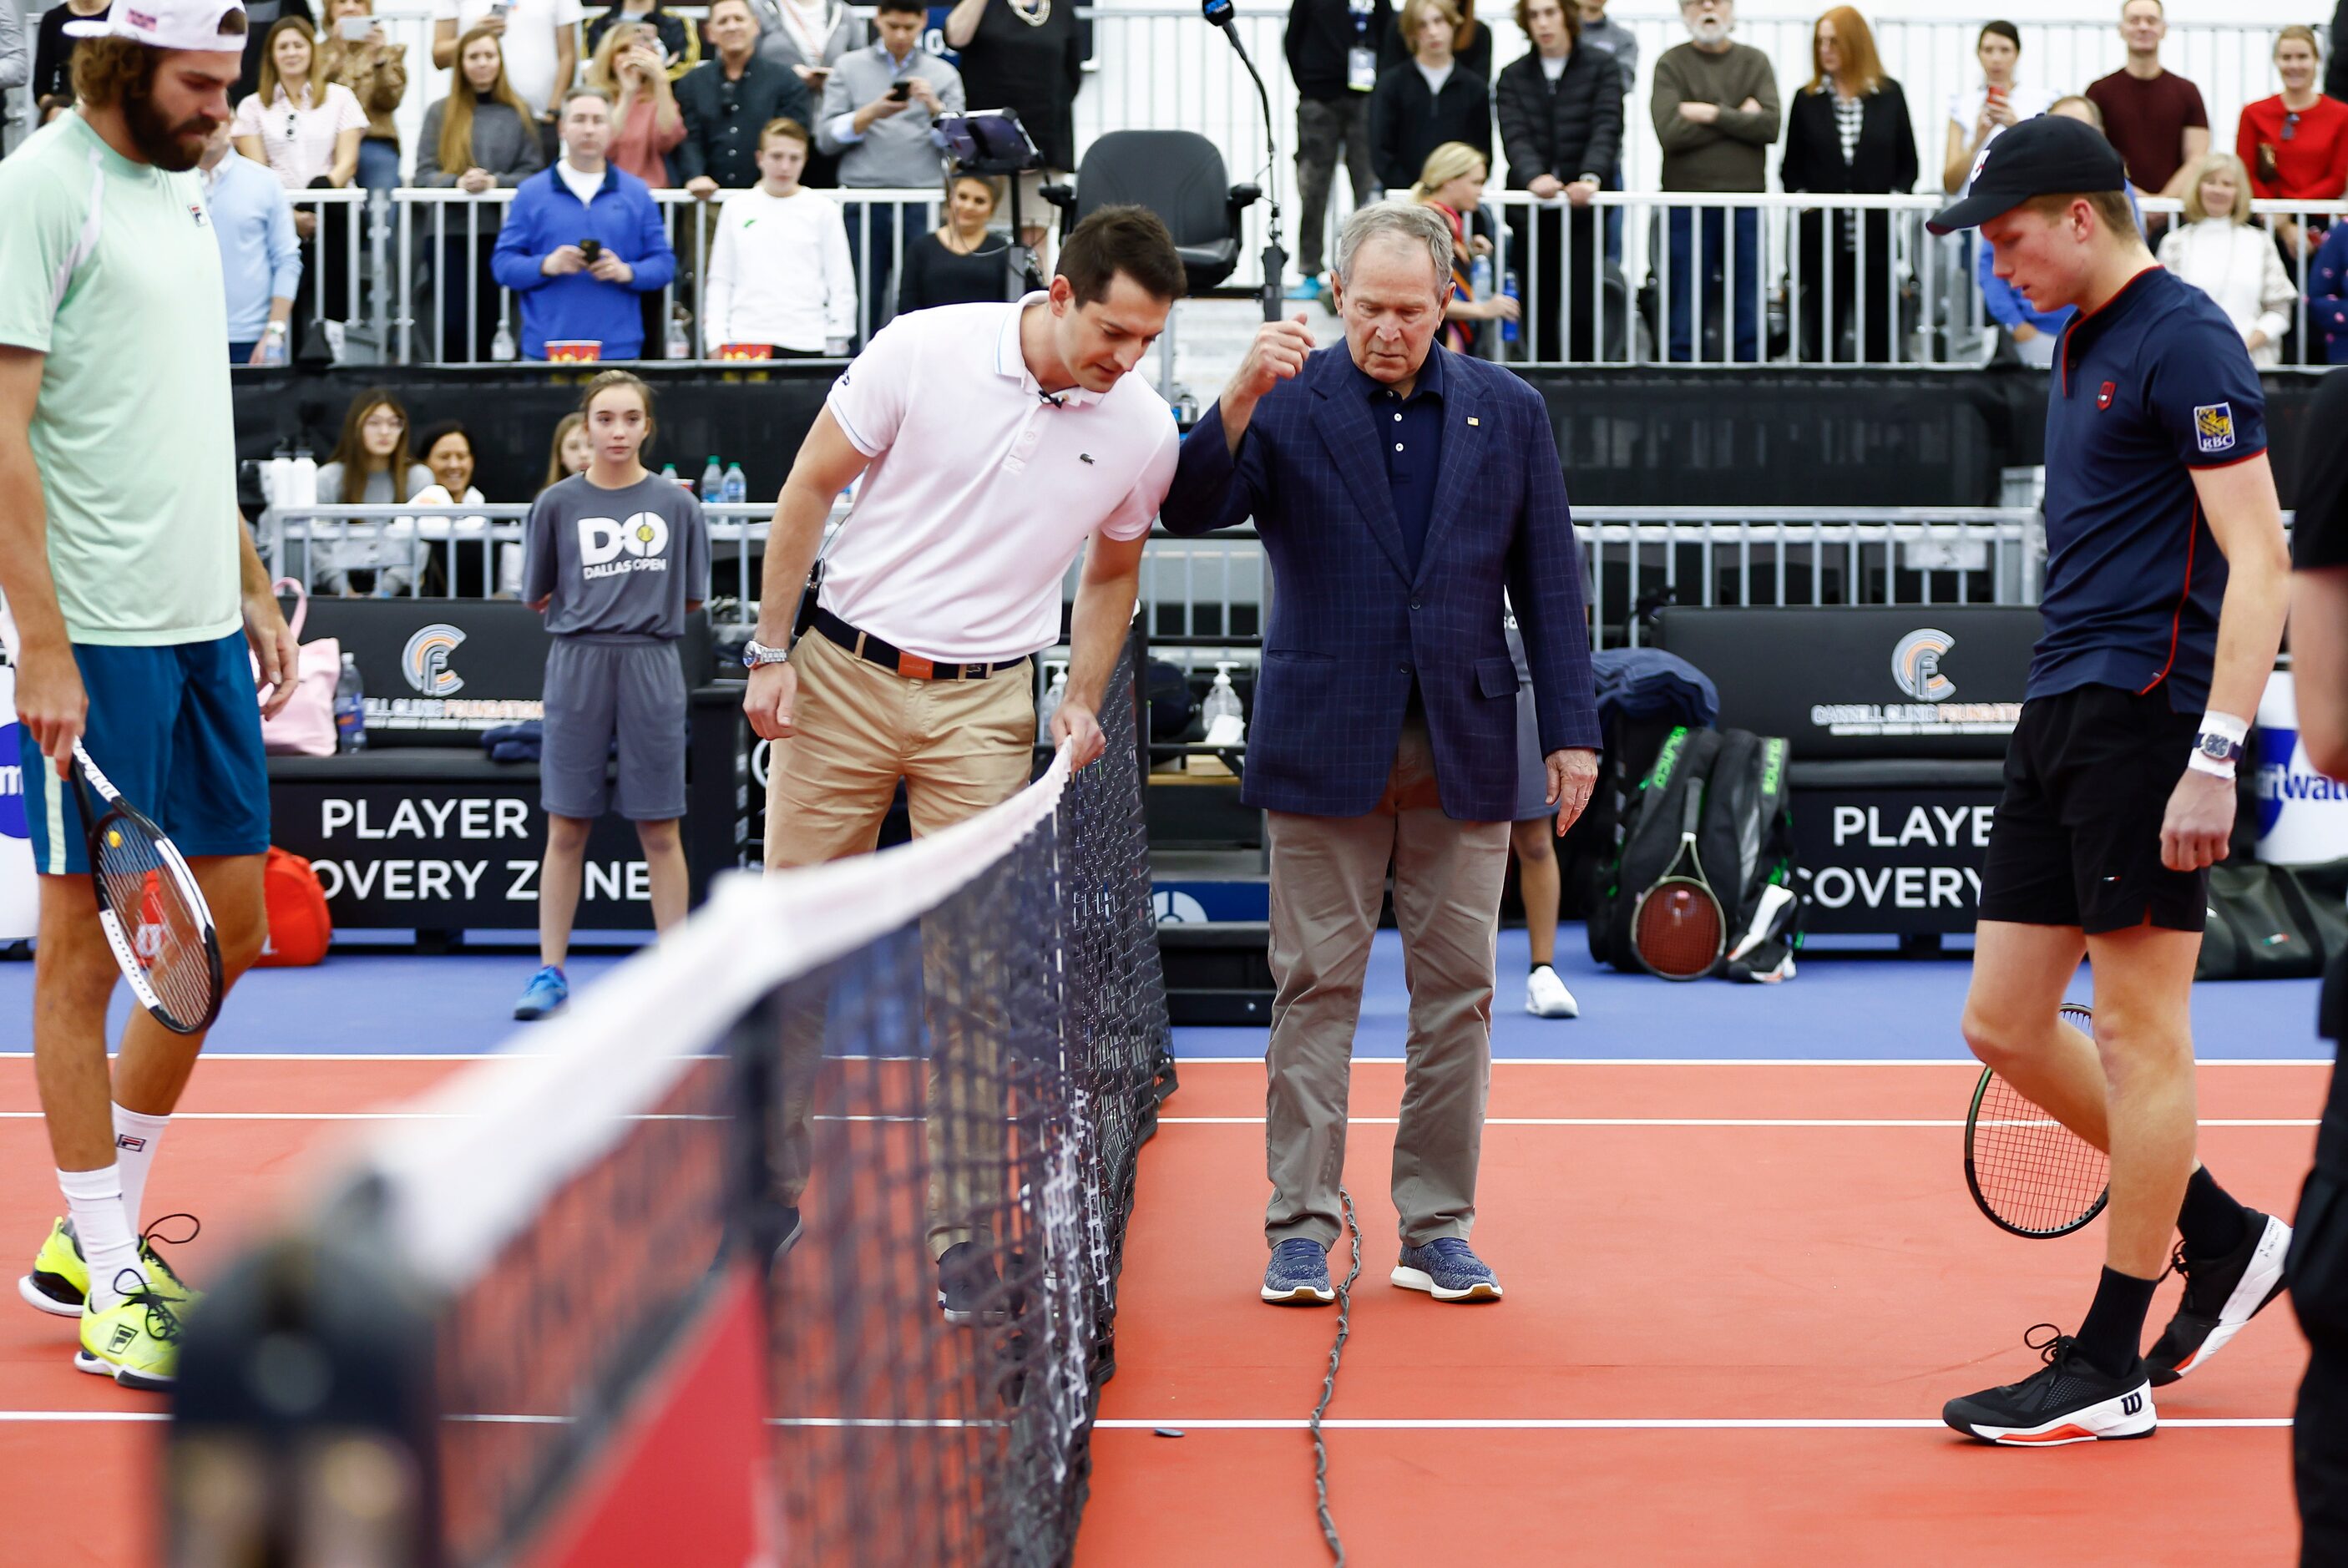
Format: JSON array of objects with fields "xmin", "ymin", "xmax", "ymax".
[
  {"xmin": 937, "ymin": 1242, "xmax": 1007, "ymax": 1327},
  {"xmin": 2146, "ymin": 1210, "xmax": 2291, "ymax": 1386},
  {"xmin": 1943, "ymin": 1325, "xmax": 2156, "ymax": 1446}
]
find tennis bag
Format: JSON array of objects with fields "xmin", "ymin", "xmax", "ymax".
[
  {"xmin": 1590, "ymin": 726, "xmax": 1720, "ymax": 972},
  {"xmin": 254, "ymin": 847, "xmax": 332, "ymax": 969},
  {"xmin": 1591, "ymin": 726, "xmax": 1803, "ymax": 979}
]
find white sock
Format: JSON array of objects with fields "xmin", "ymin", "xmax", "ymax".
[
  {"xmin": 110, "ymin": 1104, "xmax": 170, "ymax": 1232},
  {"xmin": 56, "ymin": 1165, "xmax": 146, "ymax": 1311}
]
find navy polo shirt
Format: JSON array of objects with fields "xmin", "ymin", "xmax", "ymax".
[
  {"xmin": 2034, "ymin": 266, "xmax": 2267, "ymax": 711},
  {"xmin": 1361, "ymin": 341, "xmax": 1446, "ymax": 577}
]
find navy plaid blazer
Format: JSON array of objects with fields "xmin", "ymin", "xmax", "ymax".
[{"xmin": 1160, "ymin": 343, "xmax": 1600, "ymax": 822}]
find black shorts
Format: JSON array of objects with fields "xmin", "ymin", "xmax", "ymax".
[{"xmin": 1976, "ymin": 683, "xmax": 2207, "ymax": 935}]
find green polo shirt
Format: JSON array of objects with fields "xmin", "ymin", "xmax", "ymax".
[{"xmin": 0, "ymin": 112, "xmax": 241, "ymax": 646}]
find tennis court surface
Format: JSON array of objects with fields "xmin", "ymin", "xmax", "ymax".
[{"xmin": 0, "ymin": 677, "xmax": 2326, "ymax": 1562}]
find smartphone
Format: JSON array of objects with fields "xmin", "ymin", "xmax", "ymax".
[
  {"xmin": 888, "ymin": 80, "xmax": 913, "ymax": 102},
  {"xmin": 337, "ymin": 15, "xmax": 372, "ymax": 40},
  {"xmin": 579, "ymin": 238, "xmax": 602, "ymax": 264}
]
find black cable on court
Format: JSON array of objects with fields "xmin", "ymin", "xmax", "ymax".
[{"xmin": 1313, "ymin": 1185, "xmax": 1363, "ymax": 1564}]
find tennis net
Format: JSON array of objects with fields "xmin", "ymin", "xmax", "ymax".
[{"xmin": 169, "ymin": 648, "xmax": 1172, "ymax": 1567}]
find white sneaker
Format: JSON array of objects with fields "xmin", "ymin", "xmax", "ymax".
[{"xmin": 1525, "ymin": 965, "xmax": 1578, "ymax": 1019}]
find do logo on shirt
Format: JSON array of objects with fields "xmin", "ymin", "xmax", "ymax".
[
  {"xmin": 2194, "ymin": 403, "xmax": 2236, "ymax": 454},
  {"xmin": 576, "ymin": 512, "xmax": 673, "ymax": 579}
]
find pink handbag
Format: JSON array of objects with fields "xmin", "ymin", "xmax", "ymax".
[{"xmin": 256, "ymin": 578, "xmax": 342, "ymax": 757}]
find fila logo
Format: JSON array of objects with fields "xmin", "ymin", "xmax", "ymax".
[
  {"xmin": 2120, "ymin": 1392, "xmax": 2144, "ymax": 1416},
  {"xmin": 188, "ymin": 203, "xmax": 209, "ymax": 228},
  {"xmin": 2097, "ymin": 382, "xmax": 2116, "ymax": 411},
  {"xmin": 576, "ymin": 511, "xmax": 673, "ymax": 577},
  {"xmin": 109, "ymin": 1324, "xmax": 137, "ymax": 1352},
  {"xmin": 115, "ymin": 1135, "xmax": 147, "ymax": 1153}
]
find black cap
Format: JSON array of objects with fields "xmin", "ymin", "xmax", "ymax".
[{"xmin": 1926, "ymin": 114, "xmax": 2128, "ymax": 235}]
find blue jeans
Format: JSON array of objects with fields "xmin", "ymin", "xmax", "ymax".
[
  {"xmin": 1664, "ymin": 205, "xmax": 1761, "ymax": 363},
  {"xmin": 356, "ymin": 137, "xmax": 400, "ymax": 193}
]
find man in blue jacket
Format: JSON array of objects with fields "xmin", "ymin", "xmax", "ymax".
[
  {"xmin": 492, "ymin": 86, "xmax": 678, "ymax": 360},
  {"xmin": 1161, "ymin": 201, "xmax": 1600, "ymax": 1308}
]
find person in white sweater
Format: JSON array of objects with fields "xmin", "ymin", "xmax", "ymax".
[
  {"xmin": 2158, "ymin": 151, "xmax": 2297, "ymax": 368},
  {"xmin": 703, "ymin": 116, "xmax": 858, "ymax": 356}
]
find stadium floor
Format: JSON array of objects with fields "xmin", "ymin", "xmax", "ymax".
[{"xmin": 0, "ymin": 928, "xmax": 2327, "ymax": 1562}]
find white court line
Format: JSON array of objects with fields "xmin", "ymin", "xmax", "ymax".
[
  {"xmin": 1147, "ymin": 1116, "xmax": 2318, "ymax": 1129},
  {"xmin": 1171, "ymin": 1057, "xmax": 2333, "ymax": 1068},
  {"xmin": 0, "ymin": 1112, "xmax": 721, "ymax": 1122},
  {"xmin": 0, "ymin": 1411, "xmax": 2287, "ymax": 1431}
]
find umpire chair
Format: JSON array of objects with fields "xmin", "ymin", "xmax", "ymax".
[{"xmin": 1040, "ymin": 130, "xmax": 1263, "ymax": 400}]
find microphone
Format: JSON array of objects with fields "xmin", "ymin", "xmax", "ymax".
[
  {"xmin": 1038, "ymin": 387, "xmax": 1065, "ymax": 407},
  {"xmin": 1200, "ymin": 0, "xmax": 1235, "ymax": 27}
]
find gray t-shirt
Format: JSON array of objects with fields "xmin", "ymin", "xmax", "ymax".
[{"xmin": 523, "ymin": 472, "xmax": 710, "ymax": 639}]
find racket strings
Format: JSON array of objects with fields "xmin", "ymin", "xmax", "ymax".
[
  {"xmin": 1971, "ymin": 1072, "xmax": 2110, "ymax": 1235},
  {"xmin": 96, "ymin": 836, "xmax": 213, "ymax": 1029},
  {"xmin": 1633, "ymin": 883, "xmax": 1723, "ymax": 979}
]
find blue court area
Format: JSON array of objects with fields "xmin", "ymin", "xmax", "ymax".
[{"xmin": 0, "ymin": 925, "xmax": 2325, "ymax": 1062}]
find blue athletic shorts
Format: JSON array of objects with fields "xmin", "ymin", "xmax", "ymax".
[{"xmin": 18, "ymin": 631, "xmax": 271, "ymax": 876}]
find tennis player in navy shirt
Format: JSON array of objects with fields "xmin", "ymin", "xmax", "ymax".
[{"xmin": 1930, "ymin": 114, "xmax": 2294, "ymax": 1446}]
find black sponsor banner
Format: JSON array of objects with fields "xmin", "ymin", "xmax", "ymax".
[
  {"xmin": 1792, "ymin": 787, "xmax": 2003, "ymax": 935},
  {"xmin": 270, "ymin": 781, "xmax": 660, "ymax": 931}
]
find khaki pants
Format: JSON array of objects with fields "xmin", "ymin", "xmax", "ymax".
[
  {"xmin": 767, "ymin": 628, "xmax": 1035, "ymax": 1259},
  {"xmin": 1265, "ymin": 710, "xmax": 1509, "ymax": 1249}
]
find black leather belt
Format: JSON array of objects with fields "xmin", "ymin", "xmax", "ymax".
[{"xmin": 812, "ymin": 607, "xmax": 1024, "ymax": 682}]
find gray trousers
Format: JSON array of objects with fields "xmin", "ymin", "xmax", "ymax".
[
  {"xmin": 1264, "ymin": 711, "xmax": 1510, "ymax": 1249},
  {"xmin": 1296, "ymin": 95, "xmax": 1374, "ymax": 277}
]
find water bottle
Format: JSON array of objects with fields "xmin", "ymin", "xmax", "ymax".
[
  {"xmin": 1037, "ymin": 662, "xmax": 1067, "ymax": 734},
  {"xmin": 334, "ymin": 654, "xmax": 367, "ymax": 753},
  {"xmin": 256, "ymin": 332, "xmax": 288, "ymax": 367},
  {"xmin": 660, "ymin": 462, "xmax": 685, "ymax": 489},
  {"xmin": 722, "ymin": 462, "xmax": 747, "ymax": 506},
  {"xmin": 700, "ymin": 455, "xmax": 724, "ymax": 501},
  {"xmin": 665, "ymin": 311, "xmax": 692, "ymax": 362},
  {"xmin": 288, "ymin": 448, "xmax": 317, "ymax": 507},
  {"xmin": 1470, "ymin": 253, "xmax": 1493, "ymax": 299},
  {"xmin": 1501, "ymin": 268, "xmax": 1521, "ymax": 346},
  {"xmin": 490, "ymin": 317, "xmax": 517, "ymax": 362},
  {"xmin": 1202, "ymin": 661, "xmax": 1244, "ymax": 745}
]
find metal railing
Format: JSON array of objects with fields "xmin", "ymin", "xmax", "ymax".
[{"xmin": 316, "ymin": 3, "xmax": 2330, "ymax": 301}]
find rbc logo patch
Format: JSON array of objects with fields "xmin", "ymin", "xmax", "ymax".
[
  {"xmin": 2195, "ymin": 402, "xmax": 2236, "ymax": 453},
  {"xmin": 0, "ymin": 723, "xmax": 27, "ymax": 841}
]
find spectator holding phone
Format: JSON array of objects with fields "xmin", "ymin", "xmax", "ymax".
[
  {"xmin": 677, "ymin": 0, "xmax": 815, "ymax": 198},
  {"xmin": 493, "ymin": 85, "xmax": 679, "ymax": 358},
  {"xmin": 433, "ymin": 0, "xmax": 585, "ymax": 161},
  {"xmin": 820, "ymin": 0, "xmax": 964, "ymax": 328},
  {"xmin": 586, "ymin": 19, "xmax": 684, "ymax": 185},
  {"xmin": 2239, "ymin": 25, "xmax": 2348, "ymax": 268},
  {"xmin": 1941, "ymin": 21, "xmax": 2055, "ymax": 194},
  {"xmin": 706, "ymin": 119, "xmax": 857, "ymax": 356},
  {"xmin": 585, "ymin": 0, "xmax": 698, "ymax": 80},
  {"xmin": 318, "ymin": 0, "xmax": 407, "ymax": 190}
]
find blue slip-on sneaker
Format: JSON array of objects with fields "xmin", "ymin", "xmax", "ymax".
[
  {"xmin": 513, "ymin": 965, "xmax": 569, "ymax": 1021},
  {"xmin": 1261, "ymin": 1237, "xmax": 1335, "ymax": 1304},
  {"xmin": 1392, "ymin": 1237, "xmax": 1502, "ymax": 1302},
  {"xmin": 1283, "ymin": 272, "xmax": 1323, "ymax": 301}
]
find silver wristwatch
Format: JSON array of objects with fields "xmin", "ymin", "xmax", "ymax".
[{"xmin": 741, "ymin": 638, "xmax": 791, "ymax": 669}]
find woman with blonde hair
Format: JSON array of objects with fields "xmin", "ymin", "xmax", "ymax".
[
  {"xmin": 2238, "ymin": 23, "xmax": 2347, "ymax": 262},
  {"xmin": 414, "ymin": 28, "xmax": 548, "ymax": 362},
  {"xmin": 316, "ymin": 0, "xmax": 407, "ymax": 191},
  {"xmin": 585, "ymin": 18, "xmax": 685, "ymax": 186},
  {"xmin": 1409, "ymin": 140, "xmax": 1517, "ymax": 355},
  {"xmin": 2159, "ymin": 150, "xmax": 2298, "ymax": 367}
]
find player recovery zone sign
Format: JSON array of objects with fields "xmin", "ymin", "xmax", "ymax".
[
  {"xmin": 1790, "ymin": 787, "xmax": 2005, "ymax": 936},
  {"xmin": 270, "ymin": 782, "xmax": 655, "ymax": 929}
]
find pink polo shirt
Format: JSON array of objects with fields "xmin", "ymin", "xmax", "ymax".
[{"xmin": 822, "ymin": 293, "xmax": 1177, "ymax": 665}]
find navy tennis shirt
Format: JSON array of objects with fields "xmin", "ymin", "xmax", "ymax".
[{"xmin": 2032, "ymin": 266, "xmax": 2267, "ymax": 712}]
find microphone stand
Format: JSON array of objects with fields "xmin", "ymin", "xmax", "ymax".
[{"xmin": 1206, "ymin": 13, "xmax": 1287, "ymax": 324}]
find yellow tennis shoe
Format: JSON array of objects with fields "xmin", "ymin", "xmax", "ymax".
[
  {"xmin": 76, "ymin": 1280, "xmax": 183, "ymax": 1391},
  {"xmin": 19, "ymin": 1214, "xmax": 204, "ymax": 1318}
]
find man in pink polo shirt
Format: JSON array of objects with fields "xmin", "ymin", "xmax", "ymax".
[{"xmin": 743, "ymin": 204, "xmax": 1184, "ymax": 1323}]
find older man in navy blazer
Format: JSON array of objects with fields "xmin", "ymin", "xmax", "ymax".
[{"xmin": 1161, "ymin": 202, "xmax": 1600, "ymax": 1308}]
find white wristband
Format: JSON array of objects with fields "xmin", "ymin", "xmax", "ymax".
[
  {"xmin": 2186, "ymin": 750, "xmax": 2237, "ymax": 780},
  {"xmin": 2199, "ymin": 711, "xmax": 2251, "ymax": 747}
]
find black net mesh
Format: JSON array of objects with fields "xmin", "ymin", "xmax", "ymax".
[
  {"xmin": 767, "ymin": 648, "xmax": 1169, "ymax": 1566},
  {"xmin": 1969, "ymin": 1004, "xmax": 2109, "ymax": 1237}
]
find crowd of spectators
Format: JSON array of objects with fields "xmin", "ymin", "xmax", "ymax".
[{"xmin": 8, "ymin": 0, "xmax": 2347, "ymax": 367}]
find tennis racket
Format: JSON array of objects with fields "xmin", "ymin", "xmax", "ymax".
[
  {"xmin": 67, "ymin": 741, "xmax": 223, "ymax": 1036},
  {"xmin": 1629, "ymin": 787, "xmax": 1724, "ymax": 981},
  {"xmin": 1963, "ymin": 1002, "xmax": 2108, "ymax": 1238}
]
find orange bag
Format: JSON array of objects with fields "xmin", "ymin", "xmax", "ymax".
[{"xmin": 255, "ymin": 847, "xmax": 332, "ymax": 968}]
